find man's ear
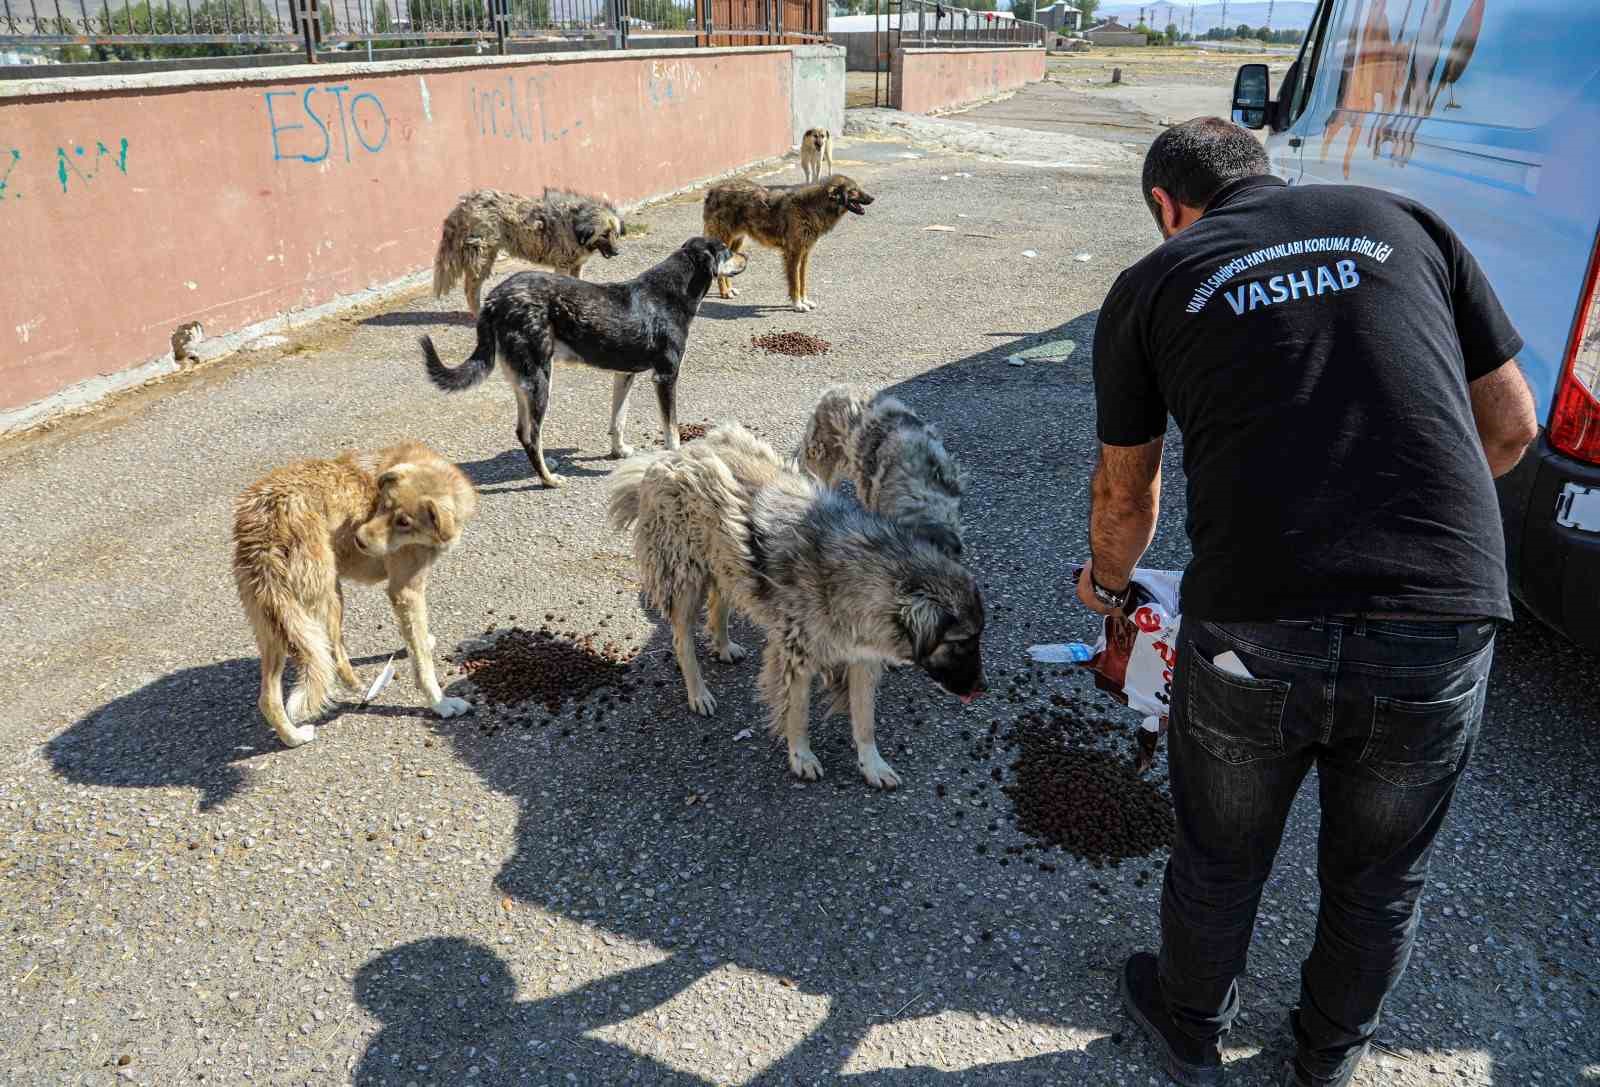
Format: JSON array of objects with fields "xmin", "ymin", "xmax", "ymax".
[{"xmin": 1149, "ymin": 186, "xmax": 1181, "ymax": 238}]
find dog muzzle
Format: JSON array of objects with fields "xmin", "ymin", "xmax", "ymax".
[{"xmin": 718, "ymin": 252, "xmax": 749, "ymax": 277}]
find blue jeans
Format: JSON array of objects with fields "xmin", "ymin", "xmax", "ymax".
[{"xmin": 1157, "ymin": 616, "xmax": 1496, "ymax": 1085}]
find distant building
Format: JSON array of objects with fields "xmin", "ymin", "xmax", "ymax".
[
  {"xmin": 1034, "ymin": 2, "xmax": 1082, "ymax": 31},
  {"xmin": 1083, "ymin": 14, "xmax": 1148, "ymax": 46}
]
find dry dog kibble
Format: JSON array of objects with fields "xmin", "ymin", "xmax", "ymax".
[
  {"xmin": 678, "ymin": 422, "xmax": 710, "ymax": 442},
  {"xmin": 751, "ymin": 331, "xmax": 831, "ymax": 357},
  {"xmin": 458, "ymin": 626, "xmax": 637, "ymax": 712},
  {"xmin": 1001, "ymin": 709, "xmax": 1175, "ymax": 864}
]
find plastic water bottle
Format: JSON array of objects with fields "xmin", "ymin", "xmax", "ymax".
[{"xmin": 1027, "ymin": 642, "xmax": 1095, "ymax": 664}]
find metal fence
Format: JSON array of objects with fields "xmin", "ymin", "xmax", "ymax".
[
  {"xmin": 0, "ymin": 0, "xmax": 822, "ymax": 60},
  {"xmin": 870, "ymin": 0, "xmax": 1046, "ymax": 107}
]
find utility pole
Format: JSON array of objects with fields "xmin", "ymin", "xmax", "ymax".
[{"xmin": 1265, "ymin": 0, "xmax": 1273, "ymax": 30}]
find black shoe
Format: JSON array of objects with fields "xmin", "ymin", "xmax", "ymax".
[{"xmin": 1119, "ymin": 952, "xmax": 1225, "ymax": 1087}]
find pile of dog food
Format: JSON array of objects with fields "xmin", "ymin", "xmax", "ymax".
[
  {"xmin": 1002, "ymin": 705, "xmax": 1175, "ymax": 864},
  {"xmin": 458, "ymin": 624, "xmax": 637, "ymax": 712},
  {"xmin": 751, "ymin": 331, "xmax": 831, "ymax": 357},
  {"xmin": 677, "ymin": 422, "xmax": 710, "ymax": 442}
]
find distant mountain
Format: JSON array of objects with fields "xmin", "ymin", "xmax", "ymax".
[{"xmin": 1094, "ymin": 2, "xmax": 1316, "ymax": 34}]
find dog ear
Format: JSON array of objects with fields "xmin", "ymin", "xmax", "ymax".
[
  {"xmin": 422, "ymin": 497, "xmax": 457, "ymax": 542},
  {"xmin": 377, "ymin": 464, "xmax": 414, "ymax": 493},
  {"xmin": 898, "ymin": 586, "xmax": 948, "ymax": 662},
  {"xmin": 575, "ymin": 217, "xmax": 597, "ymax": 248}
]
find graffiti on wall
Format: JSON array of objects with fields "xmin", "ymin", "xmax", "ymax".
[
  {"xmin": 469, "ymin": 73, "xmax": 584, "ymax": 145},
  {"xmin": 0, "ymin": 139, "xmax": 130, "ymax": 202},
  {"xmin": 647, "ymin": 58, "xmax": 705, "ymax": 104},
  {"xmin": 266, "ymin": 84, "xmax": 390, "ymax": 165}
]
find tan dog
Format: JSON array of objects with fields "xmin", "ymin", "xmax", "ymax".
[
  {"xmin": 799, "ymin": 127, "xmax": 834, "ymax": 182},
  {"xmin": 432, "ymin": 188, "xmax": 626, "ymax": 316},
  {"xmin": 232, "ymin": 442, "xmax": 479, "ymax": 748},
  {"xmin": 702, "ymin": 175, "xmax": 874, "ymax": 312}
]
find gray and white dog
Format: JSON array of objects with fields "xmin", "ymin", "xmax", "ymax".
[
  {"xmin": 795, "ymin": 386, "xmax": 968, "ymax": 737},
  {"xmin": 433, "ymin": 188, "xmax": 627, "ymax": 316},
  {"xmin": 609, "ymin": 422, "xmax": 985, "ymax": 789},
  {"xmin": 795, "ymin": 385, "xmax": 965, "ymax": 558}
]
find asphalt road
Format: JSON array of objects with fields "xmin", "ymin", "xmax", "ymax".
[{"xmin": 1, "ymin": 96, "xmax": 1596, "ymax": 1086}]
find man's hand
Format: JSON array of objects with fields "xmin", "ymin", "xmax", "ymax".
[{"xmin": 1077, "ymin": 559, "xmax": 1126, "ymax": 617}]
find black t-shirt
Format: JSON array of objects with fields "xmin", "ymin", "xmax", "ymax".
[{"xmin": 1094, "ymin": 176, "xmax": 1522, "ymax": 622}]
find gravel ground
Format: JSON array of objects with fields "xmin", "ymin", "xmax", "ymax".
[{"xmin": 1, "ymin": 92, "xmax": 1597, "ymax": 1086}]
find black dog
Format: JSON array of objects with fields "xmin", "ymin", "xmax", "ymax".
[{"xmin": 421, "ymin": 236, "xmax": 747, "ymax": 487}]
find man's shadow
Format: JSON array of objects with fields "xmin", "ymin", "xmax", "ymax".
[{"xmin": 353, "ymin": 938, "xmax": 714, "ymax": 1085}]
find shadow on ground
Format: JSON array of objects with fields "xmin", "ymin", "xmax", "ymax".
[
  {"xmin": 43, "ymin": 652, "xmax": 405, "ymax": 811},
  {"xmin": 361, "ymin": 310, "xmax": 475, "ymax": 328}
]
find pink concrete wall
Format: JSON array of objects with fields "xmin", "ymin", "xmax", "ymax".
[
  {"xmin": 0, "ymin": 49, "xmax": 793, "ymax": 414},
  {"xmin": 891, "ymin": 47, "xmax": 1045, "ymax": 115}
]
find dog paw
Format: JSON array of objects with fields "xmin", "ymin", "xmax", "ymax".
[
  {"xmin": 687, "ymin": 686, "xmax": 717, "ymax": 716},
  {"xmin": 432, "ymin": 696, "xmax": 473, "ymax": 718},
  {"xmin": 715, "ymin": 640, "xmax": 747, "ymax": 663},
  {"xmin": 858, "ymin": 746, "xmax": 902, "ymax": 790},
  {"xmin": 278, "ymin": 723, "xmax": 317, "ymax": 748},
  {"xmin": 609, "ymin": 442, "xmax": 635, "ymax": 459},
  {"xmin": 788, "ymin": 745, "xmax": 824, "ymax": 781}
]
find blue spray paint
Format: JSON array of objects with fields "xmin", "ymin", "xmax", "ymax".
[
  {"xmin": 267, "ymin": 84, "xmax": 388, "ymax": 164},
  {"xmin": 0, "ymin": 148, "xmax": 20, "ymax": 200},
  {"xmin": 55, "ymin": 139, "xmax": 130, "ymax": 193}
]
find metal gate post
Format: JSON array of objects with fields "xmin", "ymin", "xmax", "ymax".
[
  {"xmin": 296, "ymin": 0, "xmax": 319, "ymax": 61},
  {"xmin": 493, "ymin": 0, "xmax": 507, "ymax": 55}
]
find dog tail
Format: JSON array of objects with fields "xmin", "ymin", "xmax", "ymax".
[
  {"xmin": 432, "ymin": 223, "xmax": 466, "ymax": 298},
  {"xmin": 607, "ymin": 453, "xmax": 659, "ymax": 533},
  {"xmin": 420, "ymin": 329, "xmax": 495, "ymax": 393}
]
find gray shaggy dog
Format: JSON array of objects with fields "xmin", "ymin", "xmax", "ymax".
[
  {"xmin": 609, "ymin": 423, "xmax": 986, "ymax": 790},
  {"xmin": 432, "ymin": 188, "xmax": 626, "ymax": 316},
  {"xmin": 796, "ymin": 386, "xmax": 968, "ymax": 720},
  {"xmin": 795, "ymin": 385, "xmax": 965, "ymax": 558}
]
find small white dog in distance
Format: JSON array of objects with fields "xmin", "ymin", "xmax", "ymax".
[{"xmin": 800, "ymin": 127, "xmax": 834, "ymax": 183}]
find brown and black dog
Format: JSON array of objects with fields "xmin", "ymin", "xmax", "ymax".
[
  {"xmin": 702, "ymin": 174, "xmax": 873, "ymax": 312},
  {"xmin": 233, "ymin": 442, "xmax": 479, "ymax": 748}
]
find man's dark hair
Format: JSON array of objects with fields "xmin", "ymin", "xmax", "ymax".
[{"xmin": 1141, "ymin": 117, "xmax": 1270, "ymax": 223}]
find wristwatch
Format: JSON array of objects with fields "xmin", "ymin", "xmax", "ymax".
[{"xmin": 1090, "ymin": 571, "xmax": 1131, "ymax": 611}]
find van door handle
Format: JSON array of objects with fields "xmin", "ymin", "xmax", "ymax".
[{"xmin": 1289, "ymin": 137, "xmax": 1304, "ymax": 148}]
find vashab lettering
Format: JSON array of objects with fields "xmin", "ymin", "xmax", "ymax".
[{"xmin": 1223, "ymin": 259, "xmax": 1361, "ymax": 315}]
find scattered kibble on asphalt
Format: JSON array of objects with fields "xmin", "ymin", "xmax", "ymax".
[
  {"xmin": 751, "ymin": 331, "xmax": 831, "ymax": 357},
  {"xmin": 458, "ymin": 626, "xmax": 637, "ymax": 712},
  {"xmin": 1002, "ymin": 705, "xmax": 1175, "ymax": 865}
]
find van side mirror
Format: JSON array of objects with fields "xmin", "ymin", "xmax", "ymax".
[{"xmin": 1232, "ymin": 63, "xmax": 1270, "ymax": 129}]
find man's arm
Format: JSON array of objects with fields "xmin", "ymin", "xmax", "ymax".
[
  {"xmin": 1077, "ymin": 439, "xmax": 1164, "ymax": 615},
  {"xmin": 1469, "ymin": 359, "xmax": 1538, "ymax": 478}
]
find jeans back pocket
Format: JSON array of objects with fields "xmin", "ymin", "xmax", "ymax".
[
  {"xmin": 1362, "ymin": 681, "xmax": 1483, "ymax": 788},
  {"xmin": 1184, "ymin": 647, "xmax": 1292, "ymax": 766}
]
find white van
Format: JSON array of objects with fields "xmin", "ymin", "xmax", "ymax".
[{"xmin": 1230, "ymin": 0, "xmax": 1600, "ymax": 653}]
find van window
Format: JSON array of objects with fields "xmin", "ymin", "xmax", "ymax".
[{"xmin": 1287, "ymin": 0, "xmax": 1338, "ymax": 124}]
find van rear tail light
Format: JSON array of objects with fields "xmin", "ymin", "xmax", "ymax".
[{"xmin": 1549, "ymin": 231, "xmax": 1600, "ymax": 464}]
